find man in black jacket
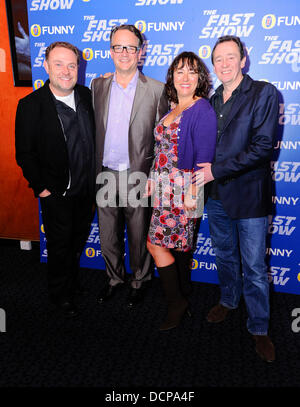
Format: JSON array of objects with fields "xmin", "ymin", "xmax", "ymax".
[
  {"xmin": 15, "ymin": 42, "xmax": 95, "ymax": 317},
  {"xmin": 196, "ymin": 36, "xmax": 278, "ymax": 362}
]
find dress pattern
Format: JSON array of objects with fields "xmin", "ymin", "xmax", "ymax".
[{"xmin": 147, "ymin": 113, "xmax": 197, "ymax": 252}]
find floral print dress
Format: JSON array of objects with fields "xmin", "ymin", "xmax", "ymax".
[{"xmin": 147, "ymin": 112, "xmax": 197, "ymax": 252}]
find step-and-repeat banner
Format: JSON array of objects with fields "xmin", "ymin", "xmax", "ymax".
[{"xmin": 27, "ymin": 0, "xmax": 300, "ymax": 295}]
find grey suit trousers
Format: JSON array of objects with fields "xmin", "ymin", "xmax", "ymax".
[{"xmin": 97, "ymin": 167, "xmax": 152, "ymax": 288}]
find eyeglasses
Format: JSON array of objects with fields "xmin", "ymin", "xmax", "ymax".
[{"xmin": 110, "ymin": 45, "xmax": 140, "ymax": 54}]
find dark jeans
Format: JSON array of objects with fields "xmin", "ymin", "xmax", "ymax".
[
  {"xmin": 206, "ymin": 198, "xmax": 270, "ymax": 335},
  {"xmin": 40, "ymin": 193, "xmax": 94, "ymax": 303}
]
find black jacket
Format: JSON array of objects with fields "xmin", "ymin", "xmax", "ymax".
[
  {"xmin": 210, "ymin": 75, "xmax": 279, "ymax": 219},
  {"xmin": 15, "ymin": 80, "xmax": 95, "ymax": 197}
]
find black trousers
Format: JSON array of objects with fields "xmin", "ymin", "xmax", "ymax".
[{"xmin": 40, "ymin": 193, "xmax": 94, "ymax": 303}]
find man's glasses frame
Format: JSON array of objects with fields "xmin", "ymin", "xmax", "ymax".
[{"xmin": 110, "ymin": 45, "xmax": 140, "ymax": 54}]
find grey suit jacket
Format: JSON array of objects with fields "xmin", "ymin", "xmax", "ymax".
[{"xmin": 91, "ymin": 71, "xmax": 168, "ymax": 178}]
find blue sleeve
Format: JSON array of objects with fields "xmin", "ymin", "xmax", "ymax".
[{"xmin": 192, "ymin": 100, "xmax": 217, "ymax": 168}]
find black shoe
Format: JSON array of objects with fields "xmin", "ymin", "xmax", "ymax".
[
  {"xmin": 127, "ymin": 287, "xmax": 145, "ymax": 308},
  {"xmin": 55, "ymin": 300, "xmax": 78, "ymax": 318},
  {"xmin": 159, "ymin": 300, "xmax": 191, "ymax": 331},
  {"xmin": 97, "ymin": 283, "xmax": 122, "ymax": 303}
]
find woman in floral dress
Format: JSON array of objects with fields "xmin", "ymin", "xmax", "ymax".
[{"xmin": 145, "ymin": 52, "xmax": 217, "ymax": 330}]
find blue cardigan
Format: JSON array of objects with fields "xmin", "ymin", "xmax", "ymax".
[{"xmin": 176, "ymin": 97, "xmax": 217, "ymax": 170}]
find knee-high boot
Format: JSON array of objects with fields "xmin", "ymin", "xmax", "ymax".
[
  {"xmin": 157, "ymin": 262, "xmax": 190, "ymax": 331},
  {"xmin": 171, "ymin": 250, "xmax": 193, "ymax": 298}
]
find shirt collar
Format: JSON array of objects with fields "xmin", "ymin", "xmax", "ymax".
[
  {"xmin": 113, "ymin": 69, "xmax": 139, "ymax": 89},
  {"xmin": 215, "ymin": 75, "xmax": 245, "ymax": 98}
]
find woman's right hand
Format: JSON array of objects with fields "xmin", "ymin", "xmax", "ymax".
[
  {"xmin": 100, "ymin": 72, "xmax": 113, "ymax": 78},
  {"xmin": 39, "ymin": 189, "xmax": 51, "ymax": 198},
  {"xmin": 143, "ymin": 179, "xmax": 155, "ymax": 197}
]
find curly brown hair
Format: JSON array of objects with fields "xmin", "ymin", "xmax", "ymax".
[{"xmin": 165, "ymin": 51, "xmax": 211, "ymax": 104}]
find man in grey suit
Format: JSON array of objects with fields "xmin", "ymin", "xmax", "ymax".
[{"xmin": 91, "ymin": 24, "xmax": 168, "ymax": 307}]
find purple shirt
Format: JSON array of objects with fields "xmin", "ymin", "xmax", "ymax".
[{"xmin": 103, "ymin": 70, "xmax": 138, "ymax": 170}]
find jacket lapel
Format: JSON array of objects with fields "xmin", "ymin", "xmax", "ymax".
[
  {"xmin": 222, "ymin": 74, "xmax": 252, "ymax": 132},
  {"xmin": 100, "ymin": 76, "xmax": 113, "ymax": 133},
  {"xmin": 222, "ymin": 92, "xmax": 248, "ymax": 132},
  {"xmin": 41, "ymin": 80, "xmax": 66, "ymax": 138},
  {"xmin": 129, "ymin": 72, "xmax": 147, "ymax": 126}
]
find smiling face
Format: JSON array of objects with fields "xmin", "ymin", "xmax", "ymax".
[
  {"xmin": 212, "ymin": 40, "xmax": 246, "ymax": 90},
  {"xmin": 43, "ymin": 46, "xmax": 78, "ymax": 96},
  {"xmin": 173, "ymin": 60, "xmax": 199, "ymax": 101},
  {"xmin": 110, "ymin": 29, "xmax": 142, "ymax": 77}
]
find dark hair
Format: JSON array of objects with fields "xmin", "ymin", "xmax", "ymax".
[
  {"xmin": 211, "ymin": 35, "xmax": 245, "ymax": 64},
  {"xmin": 45, "ymin": 41, "xmax": 80, "ymax": 65},
  {"xmin": 165, "ymin": 51, "xmax": 211, "ymax": 104},
  {"xmin": 110, "ymin": 24, "xmax": 144, "ymax": 48}
]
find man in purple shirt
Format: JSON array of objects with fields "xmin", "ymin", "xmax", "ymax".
[{"xmin": 91, "ymin": 25, "xmax": 168, "ymax": 307}]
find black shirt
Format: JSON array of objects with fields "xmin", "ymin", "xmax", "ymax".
[
  {"xmin": 54, "ymin": 91, "xmax": 94, "ymax": 197},
  {"xmin": 209, "ymin": 79, "xmax": 243, "ymax": 199}
]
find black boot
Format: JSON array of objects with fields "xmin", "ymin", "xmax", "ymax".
[
  {"xmin": 157, "ymin": 262, "xmax": 190, "ymax": 331},
  {"xmin": 171, "ymin": 250, "xmax": 193, "ymax": 298}
]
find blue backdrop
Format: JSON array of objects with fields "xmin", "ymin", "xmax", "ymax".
[{"xmin": 27, "ymin": 0, "xmax": 300, "ymax": 295}]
